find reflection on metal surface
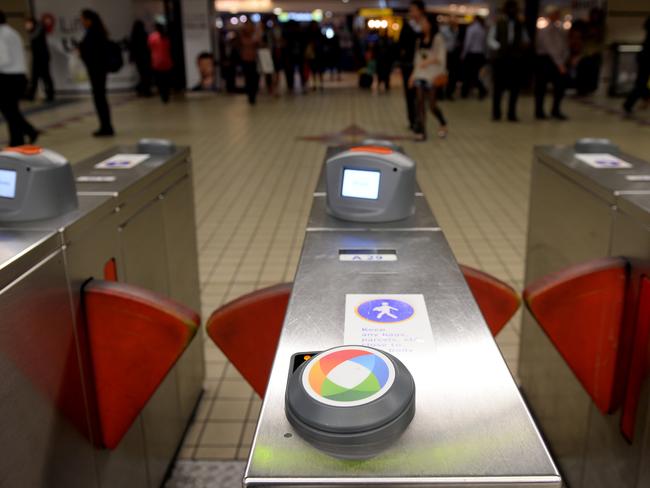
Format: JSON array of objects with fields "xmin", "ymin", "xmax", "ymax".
[{"xmin": 519, "ymin": 146, "xmax": 650, "ymax": 488}]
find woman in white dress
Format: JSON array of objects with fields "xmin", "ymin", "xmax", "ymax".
[{"xmin": 409, "ymin": 14, "xmax": 448, "ymax": 140}]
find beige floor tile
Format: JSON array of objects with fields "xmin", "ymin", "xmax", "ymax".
[
  {"xmin": 218, "ymin": 379, "xmax": 254, "ymax": 399},
  {"xmin": 194, "ymin": 446, "xmax": 238, "ymax": 460},
  {"xmin": 201, "ymin": 422, "xmax": 244, "ymax": 446},
  {"xmin": 209, "ymin": 399, "xmax": 250, "ymax": 421}
]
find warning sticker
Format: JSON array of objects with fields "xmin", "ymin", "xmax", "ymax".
[
  {"xmin": 576, "ymin": 153, "xmax": 633, "ymax": 169},
  {"xmin": 344, "ymin": 294, "xmax": 434, "ymax": 357},
  {"xmin": 94, "ymin": 154, "xmax": 150, "ymax": 169}
]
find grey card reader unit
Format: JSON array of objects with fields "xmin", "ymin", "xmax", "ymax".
[
  {"xmin": 326, "ymin": 146, "xmax": 416, "ymax": 222},
  {"xmin": 0, "ymin": 146, "xmax": 78, "ymax": 222},
  {"xmin": 285, "ymin": 345, "xmax": 415, "ymax": 459}
]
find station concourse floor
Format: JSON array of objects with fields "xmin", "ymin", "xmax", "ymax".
[{"xmin": 14, "ymin": 80, "xmax": 650, "ymax": 482}]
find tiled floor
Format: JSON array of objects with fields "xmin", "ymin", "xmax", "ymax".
[{"xmin": 10, "ymin": 77, "xmax": 650, "ymax": 468}]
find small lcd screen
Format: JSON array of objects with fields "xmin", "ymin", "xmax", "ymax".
[
  {"xmin": 341, "ymin": 169, "xmax": 380, "ymax": 200},
  {"xmin": 0, "ymin": 169, "xmax": 17, "ymax": 199}
]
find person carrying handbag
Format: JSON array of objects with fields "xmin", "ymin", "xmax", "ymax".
[{"xmin": 409, "ymin": 14, "xmax": 448, "ymax": 140}]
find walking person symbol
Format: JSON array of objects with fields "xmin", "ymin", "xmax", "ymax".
[
  {"xmin": 357, "ymin": 298, "xmax": 414, "ymax": 323},
  {"xmin": 373, "ymin": 302, "xmax": 399, "ymax": 320}
]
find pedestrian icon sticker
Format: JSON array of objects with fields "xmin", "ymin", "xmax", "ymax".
[{"xmin": 357, "ymin": 299, "xmax": 414, "ymax": 323}]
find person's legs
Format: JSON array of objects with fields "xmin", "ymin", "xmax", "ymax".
[
  {"xmin": 284, "ymin": 62, "xmax": 295, "ymax": 92},
  {"xmin": 429, "ymin": 88, "xmax": 447, "ymax": 132},
  {"xmin": 535, "ymin": 56, "xmax": 549, "ymax": 118},
  {"xmin": 158, "ymin": 70, "xmax": 171, "ymax": 103},
  {"xmin": 26, "ymin": 58, "xmax": 39, "ymax": 100},
  {"xmin": 414, "ymin": 83, "xmax": 427, "ymax": 138},
  {"xmin": 89, "ymin": 70, "xmax": 113, "ymax": 134},
  {"xmin": 402, "ymin": 65, "xmax": 415, "ymax": 129},
  {"xmin": 0, "ymin": 74, "xmax": 36, "ymax": 145},
  {"xmin": 623, "ymin": 65, "xmax": 650, "ymax": 113},
  {"xmin": 461, "ymin": 54, "xmax": 474, "ymax": 97},
  {"xmin": 476, "ymin": 54, "xmax": 487, "ymax": 98},
  {"xmin": 0, "ymin": 75, "xmax": 24, "ymax": 146},
  {"xmin": 492, "ymin": 61, "xmax": 504, "ymax": 120},
  {"xmin": 507, "ymin": 62, "xmax": 521, "ymax": 120},
  {"xmin": 42, "ymin": 60, "xmax": 54, "ymax": 101},
  {"xmin": 551, "ymin": 63, "xmax": 566, "ymax": 118},
  {"xmin": 243, "ymin": 62, "xmax": 259, "ymax": 104}
]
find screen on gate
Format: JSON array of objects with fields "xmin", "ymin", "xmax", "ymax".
[
  {"xmin": 0, "ymin": 169, "xmax": 17, "ymax": 199},
  {"xmin": 341, "ymin": 169, "xmax": 380, "ymax": 200}
]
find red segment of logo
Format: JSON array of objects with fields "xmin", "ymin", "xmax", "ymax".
[{"xmin": 317, "ymin": 348, "xmax": 369, "ymax": 376}]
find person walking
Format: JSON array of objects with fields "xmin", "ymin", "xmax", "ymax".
[
  {"xmin": 409, "ymin": 14, "xmax": 448, "ymax": 141},
  {"xmin": 305, "ymin": 21, "xmax": 325, "ymax": 91},
  {"xmin": 398, "ymin": 0, "xmax": 426, "ymax": 132},
  {"xmin": 148, "ymin": 22, "xmax": 173, "ymax": 103},
  {"xmin": 129, "ymin": 20, "xmax": 152, "ymax": 97},
  {"xmin": 535, "ymin": 6, "xmax": 569, "ymax": 120},
  {"xmin": 79, "ymin": 9, "xmax": 114, "ymax": 136},
  {"xmin": 0, "ymin": 10, "xmax": 39, "ymax": 146},
  {"xmin": 240, "ymin": 22, "xmax": 260, "ymax": 105},
  {"xmin": 282, "ymin": 21, "xmax": 306, "ymax": 93},
  {"xmin": 376, "ymin": 29, "xmax": 395, "ymax": 92},
  {"xmin": 461, "ymin": 16, "xmax": 488, "ymax": 99},
  {"xmin": 25, "ymin": 16, "xmax": 54, "ymax": 102},
  {"xmin": 623, "ymin": 17, "xmax": 650, "ymax": 115},
  {"xmin": 488, "ymin": 0, "xmax": 529, "ymax": 121}
]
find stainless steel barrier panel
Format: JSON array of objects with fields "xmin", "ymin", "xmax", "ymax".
[
  {"xmin": 519, "ymin": 145, "xmax": 650, "ymax": 488},
  {"xmin": 0, "ymin": 231, "xmax": 100, "ymax": 487},
  {"xmin": 244, "ymin": 148, "xmax": 560, "ymax": 487},
  {"xmin": 0, "ymin": 143, "xmax": 203, "ymax": 488}
]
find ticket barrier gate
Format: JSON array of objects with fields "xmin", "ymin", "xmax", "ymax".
[
  {"xmin": 0, "ymin": 141, "xmax": 204, "ymax": 488},
  {"xmin": 519, "ymin": 141, "xmax": 650, "ymax": 488},
  {"xmin": 244, "ymin": 145, "xmax": 560, "ymax": 486}
]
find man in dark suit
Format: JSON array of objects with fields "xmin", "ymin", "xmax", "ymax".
[
  {"xmin": 488, "ymin": 0, "xmax": 529, "ymax": 121},
  {"xmin": 398, "ymin": 0, "xmax": 426, "ymax": 131}
]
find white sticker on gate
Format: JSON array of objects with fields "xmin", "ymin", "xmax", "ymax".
[
  {"xmin": 344, "ymin": 294, "xmax": 434, "ymax": 357},
  {"xmin": 94, "ymin": 154, "xmax": 150, "ymax": 169},
  {"xmin": 576, "ymin": 153, "xmax": 633, "ymax": 169}
]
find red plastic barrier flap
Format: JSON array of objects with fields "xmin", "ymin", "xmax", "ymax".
[
  {"xmin": 103, "ymin": 258, "xmax": 118, "ymax": 281},
  {"xmin": 524, "ymin": 257, "xmax": 628, "ymax": 414},
  {"xmin": 206, "ymin": 283, "xmax": 291, "ymax": 397},
  {"xmin": 459, "ymin": 264, "xmax": 521, "ymax": 337},
  {"xmin": 84, "ymin": 280, "xmax": 199, "ymax": 449},
  {"xmin": 620, "ymin": 276, "xmax": 650, "ymax": 442}
]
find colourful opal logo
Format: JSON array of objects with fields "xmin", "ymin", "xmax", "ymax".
[
  {"xmin": 302, "ymin": 346, "xmax": 395, "ymax": 407},
  {"xmin": 356, "ymin": 298, "xmax": 414, "ymax": 323}
]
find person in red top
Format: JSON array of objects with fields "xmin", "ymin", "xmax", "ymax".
[{"xmin": 148, "ymin": 22, "xmax": 173, "ymax": 103}]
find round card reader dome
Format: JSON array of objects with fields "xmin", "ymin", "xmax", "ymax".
[
  {"xmin": 285, "ymin": 345, "xmax": 415, "ymax": 459},
  {"xmin": 326, "ymin": 146, "xmax": 416, "ymax": 222},
  {"xmin": 0, "ymin": 146, "xmax": 78, "ymax": 222}
]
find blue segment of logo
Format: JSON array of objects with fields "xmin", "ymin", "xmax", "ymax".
[{"xmin": 357, "ymin": 299, "xmax": 414, "ymax": 323}]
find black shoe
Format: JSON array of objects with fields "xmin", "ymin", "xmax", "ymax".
[
  {"xmin": 492, "ymin": 114, "xmax": 502, "ymax": 121},
  {"xmin": 535, "ymin": 113, "xmax": 548, "ymax": 120},
  {"xmin": 508, "ymin": 115, "xmax": 519, "ymax": 122},
  {"xmin": 551, "ymin": 112, "xmax": 568, "ymax": 121},
  {"xmin": 27, "ymin": 130, "xmax": 40, "ymax": 144},
  {"xmin": 93, "ymin": 128, "xmax": 115, "ymax": 137}
]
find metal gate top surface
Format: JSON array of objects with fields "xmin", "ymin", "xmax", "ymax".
[
  {"xmin": 0, "ymin": 230, "xmax": 59, "ymax": 286},
  {"xmin": 244, "ymin": 151, "xmax": 560, "ymax": 487},
  {"xmin": 618, "ymin": 194, "xmax": 650, "ymax": 226},
  {"xmin": 535, "ymin": 146, "xmax": 650, "ymax": 204},
  {"xmin": 72, "ymin": 145, "xmax": 190, "ymax": 196}
]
